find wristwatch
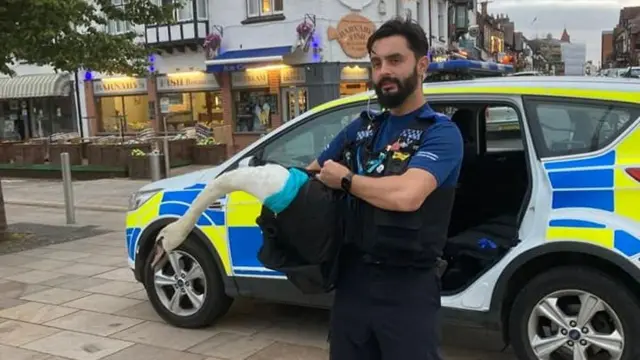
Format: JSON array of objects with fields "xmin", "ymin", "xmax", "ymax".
[{"xmin": 341, "ymin": 172, "xmax": 354, "ymax": 192}]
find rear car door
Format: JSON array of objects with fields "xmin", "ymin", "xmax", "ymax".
[{"xmin": 522, "ymin": 95, "xmax": 640, "ymax": 257}]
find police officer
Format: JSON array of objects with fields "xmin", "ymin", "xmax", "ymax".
[{"xmin": 307, "ymin": 17, "xmax": 463, "ymax": 360}]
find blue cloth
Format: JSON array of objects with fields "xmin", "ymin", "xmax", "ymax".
[
  {"xmin": 317, "ymin": 104, "xmax": 463, "ymax": 188},
  {"xmin": 263, "ymin": 168, "xmax": 310, "ymax": 214}
]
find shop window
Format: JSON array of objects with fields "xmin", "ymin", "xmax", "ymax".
[
  {"xmin": 246, "ymin": 0, "xmax": 283, "ymax": 18},
  {"xmin": 107, "ymin": 0, "xmax": 132, "ymax": 34},
  {"xmin": 233, "ymin": 90, "xmax": 278, "ymax": 133},
  {"xmin": 160, "ymin": 91, "xmax": 224, "ymax": 132},
  {"xmin": 98, "ymin": 95, "xmax": 150, "ymax": 133}
]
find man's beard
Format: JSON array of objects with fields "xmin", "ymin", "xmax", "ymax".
[{"xmin": 374, "ymin": 67, "xmax": 419, "ymax": 109}]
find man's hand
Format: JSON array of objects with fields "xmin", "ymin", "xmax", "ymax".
[{"xmin": 316, "ymin": 160, "xmax": 351, "ymax": 189}]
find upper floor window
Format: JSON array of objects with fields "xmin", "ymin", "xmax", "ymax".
[
  {"xmin": 246, "ymin": 0, "xmax": 283, "ymax": 18},
  {"xmin": 154, "ymin": 0, "xmax": 207, "ymax": 23},
  {"xmin": 108, "ymin": 0, "xmax": 132, "ymax": 34}
]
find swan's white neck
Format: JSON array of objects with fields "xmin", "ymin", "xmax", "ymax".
[{"xmin": 177, "ymin": 164, "xmax": 291, "ymax": 230}]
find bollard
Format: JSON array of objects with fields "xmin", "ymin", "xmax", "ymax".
[
  {"xmin": 163, "ymin": 136, "xmax": 171, "ymax": 177},
  {"xmin": 149, "ymin": 152, "xmax": 162, "ymax": 182},
  {"xmin": 60, "ymin": 152, "xmax": 76, "ymax": 224}
]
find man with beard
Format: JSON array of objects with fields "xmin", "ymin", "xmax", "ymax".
[{"xmin": 307, "ymin": 17, "xmax": 463, "ymax": 360}]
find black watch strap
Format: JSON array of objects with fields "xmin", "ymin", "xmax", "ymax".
[{"xmin": 341, "ymin": 172, "xmax": 354, "ymax": 192}]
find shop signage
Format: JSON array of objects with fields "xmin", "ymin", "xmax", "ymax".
[
  {"xmin": 157, "ymin": 72, "xmax": 219, "ymax": 92},
  {"xmin": 327, "ymin": 13, "xmax": 376, "ymax": 59},
  {"xmin": 93, "ymin": 78, "xmax": 147, "ymax": 96},
  {"xmin": 231, "ymin": 71, "xmax": 269, "ymax": 88},
  {"xmin": 280, "ymin": 67, "xmax": 306, "ymax": 85}
]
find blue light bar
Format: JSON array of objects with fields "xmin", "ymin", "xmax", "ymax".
[{"xmin": 427, "ymin": 59, "xmax": 514, "ymax": 73}]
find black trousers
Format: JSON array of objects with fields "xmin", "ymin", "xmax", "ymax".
[{"xmin": 329, "ymin": 253, "xmax": 443, "ymax": 360}]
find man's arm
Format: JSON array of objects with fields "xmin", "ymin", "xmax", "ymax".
[{"xmin": 347, "ymin": 121, "xmax": 463, "ymax": 212}]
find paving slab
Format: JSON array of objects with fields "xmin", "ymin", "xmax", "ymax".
[{"xmin": 0, "ymin": 232, "xmax": 518, "ymax": 360}]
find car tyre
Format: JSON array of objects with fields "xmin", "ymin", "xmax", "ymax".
[
  {"xmin": 143, "ymin": 234, "xmax": 233, "ymax": 328},
  {"xmin": 508, "ymin": 266, "xmax": 640, "ymax": 360}
]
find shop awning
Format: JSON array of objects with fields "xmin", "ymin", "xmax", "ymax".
[
  {"xmin": 0, "ymin": 73, "xmax": 71, "ymax": 99},
  {"xmin": 205, "ymin": 46, "xmax": 294, "ymax": 73}
]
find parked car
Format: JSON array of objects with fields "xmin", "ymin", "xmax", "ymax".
[{"xmin": 126, "ymin": 76, "xmax": 640, "ymax": 360}]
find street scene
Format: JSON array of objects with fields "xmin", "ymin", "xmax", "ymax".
[
  {"xmin": 1, "ymin": 0, "xmax": 639, "ymax": 359},
  {"xmin": 0, "ymin": 178, "xmax": 513, "ymax": 360}
]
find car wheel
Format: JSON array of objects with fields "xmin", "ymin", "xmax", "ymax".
[
  {"xmin": 508, "ymin": 266, "xmax": 639, "ymax": 360},
  {"xmin": 143, "ymin": 234, "xmax": 233, "ymax": 328}
]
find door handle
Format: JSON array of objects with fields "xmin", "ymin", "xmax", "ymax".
[{"xmin": 208, "ymin": 201, "xmax": 224, "ymax": 209}]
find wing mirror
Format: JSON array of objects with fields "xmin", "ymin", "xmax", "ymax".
[{"xmin": 238, "ymin": 156, "xmax": 254, "ymax": 168}]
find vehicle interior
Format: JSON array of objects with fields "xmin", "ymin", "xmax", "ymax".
[{"xmin": 430, "ymin": 102, "xmax": 531, "ymax": 295}]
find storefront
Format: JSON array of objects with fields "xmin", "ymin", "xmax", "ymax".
[
  {"xmin": 156, "ymin": 72, "xmax": 223, "ymax": 133},
  {"xmin": 0, "ymin": 73, "xmax": 75, "ymax": 140},
  {"xmin": 92, "ymin": 77, "xmax": 150, "ymax": 134},
  {"xmin": 339, "ymin": 64, "xmax": 371, "ymax": 98},
  {"xmin": 279, "ymin": 66, "xmax": 307, "ymax": 123},
  {"xmin": 230, "ymin": 69, "xmax": 279, "ymax": 133}
]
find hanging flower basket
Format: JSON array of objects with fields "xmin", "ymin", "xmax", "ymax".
[
  {"xmin": 296, "ymin": 21, "xmax": 314, "ymax": 40},
  {"xmin": 204, "ymin": 33, "xmax": 222, "ymax": 59}
]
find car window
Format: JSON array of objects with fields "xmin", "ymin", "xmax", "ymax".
[
  {"xmin": 484, "ymin": 105, "xmax": 524, "ymax": 152},
  {"xmin": 261, "ymin": 102, "xmax": 379, "ymax": 167},
  {"xmin": 524, "ymin": 97, "xmax": 640, "ymax": 158}
]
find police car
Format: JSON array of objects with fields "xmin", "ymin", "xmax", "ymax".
[{"xmin": 126, "ymin": 76, "xmax": 640, "ymax": 360}]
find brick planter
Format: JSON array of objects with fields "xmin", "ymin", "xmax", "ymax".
[
  {"xmin": 87, "ymin": 143, "xmax": 153, "ymax": 168},
  {"xmin": 12, "ymin": 144, "xmax": 46, "ymax": 165},
  {"xmin": 49, "ymin": 143, "xmax": 83, "ymax": 165},
  {"xmin": 128, "ymin": 154, "xmax": 167, "ymax": 179},
  {"xmin": 0, "ymin": 142, "xmax": 17, "ymax": 163},
  {"xmin": 192, "ymin": 144, "xmax": 227, "ymax": 165},
  {"xmin": 168, "ymin": 139, "xmax": 195, "ymax": 164}
]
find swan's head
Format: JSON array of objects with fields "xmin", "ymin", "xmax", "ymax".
[{"xmin": 150, "ymin": 220, "xmax": 190, "ymax": 269}]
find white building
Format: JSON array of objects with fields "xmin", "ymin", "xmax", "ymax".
[
  {"xmin": 3, "ymin": 0, "xmax": 448, "ymax": 143},
  {"xmin": 561, "ymin": 42, "xmax": 587, "ymax": 76}
]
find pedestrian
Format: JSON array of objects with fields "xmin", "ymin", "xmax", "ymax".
[{"xmin": 307, "ymin": 17, "xmax": 464, "ymax": 360}]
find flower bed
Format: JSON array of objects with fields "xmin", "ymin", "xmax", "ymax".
[
  {"xmin": 49, "ymin": 143, "xmax": 84, "ymax": 166},
  {"xmin": 193, "ymin": 138, "xmax": 227, "ymax": 165},
  {"xmin": 0, "ymin": 142, "xmax": 18, "ymax": 163},
  {"xmin": 87, "ymin": 140, "xmax": 153, "ymax": 169}
]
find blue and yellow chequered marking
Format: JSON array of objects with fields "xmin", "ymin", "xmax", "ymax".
[
  {"xmin": 544, "ymin": 125, "xmax": 640, "ymax": 256},
  {"xmin": 125, "ymin": 185, "xmax": 233, "ymax": 275},
  {"xmin": 225, "ymin": 191, "xmax": 282, "ymax": 276}
]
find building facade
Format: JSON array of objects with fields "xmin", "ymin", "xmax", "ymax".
[
  {"xmin": 82, "ymin": 0, "xmax": 449, "ymax": 150},
  {"xmin": 601, "ymin": 30, "xmax": 614, "ymax": 68},
  {"xmin": 0, "ymin": 64, "xmax": 84, "ymax": 141}
]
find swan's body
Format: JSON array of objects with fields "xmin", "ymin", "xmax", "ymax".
[{"xmin": 151, "ymin": 164, "xmax": 310, "ymax": 268}]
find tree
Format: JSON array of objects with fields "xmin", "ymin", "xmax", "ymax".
[
  {"xmin": 0, "ymin": 0, "xmax": 179, "ymax": 237},
  {"xmin": 0, "ymin": 0, "xmax": 178, "ymax": 76}
]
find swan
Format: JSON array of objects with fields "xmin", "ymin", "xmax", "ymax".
[{"xmin": 150, "ymin": 163, "xmax": 315, "ymax": 270}]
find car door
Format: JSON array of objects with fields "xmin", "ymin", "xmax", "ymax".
[{"xmin": 224, "ymin": 101, "xmax": 379, "ymax": 280}]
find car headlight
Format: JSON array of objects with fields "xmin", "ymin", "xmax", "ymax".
[{"xmin": 128, "ymin": 189, "xmax": 162, "ymax": 211}]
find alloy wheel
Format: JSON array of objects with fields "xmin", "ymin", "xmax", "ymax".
[
  {"xmin": 153, "ymin": 250, "xmax": 207, "ymax": 317},
  {"xmin": 527, "ymin": 289, "xmax": 624, "ymax": 360}
]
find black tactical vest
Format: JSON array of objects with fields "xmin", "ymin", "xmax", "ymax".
[{"xmin": 340, "ymin": 109, "xmax": 457, "ymax": 268}]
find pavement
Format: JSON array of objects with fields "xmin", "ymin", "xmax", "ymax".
[
  {"xmin": 1, "ymin": 165, "xmax": 211, "ymax": 212},
  {"xmin": 0, "ymin": 204, "xmax": 519, "ymax": 360}
]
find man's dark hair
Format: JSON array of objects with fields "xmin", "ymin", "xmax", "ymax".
[{"xmin": 366, "ymin": 17, "xmax": 430, "ymax": 59}]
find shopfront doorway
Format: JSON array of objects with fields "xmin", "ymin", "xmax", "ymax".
[{"xmin": 281, "ymin": 87, "xmax": 308, "ymax": 123}]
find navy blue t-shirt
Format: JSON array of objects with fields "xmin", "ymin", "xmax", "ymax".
[{"xmin": 317, "ymin": 104, "xmax": 463, "ymax": 188}]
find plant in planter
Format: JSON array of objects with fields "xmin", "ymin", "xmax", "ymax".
[{"xmin": 193, "ymin": 137, "xmax": 226, "ymax": 165}]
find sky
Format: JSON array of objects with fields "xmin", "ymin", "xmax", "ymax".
[{"xmin": 488, "ymin": 0, "xmax": 636, "ymax": 64}]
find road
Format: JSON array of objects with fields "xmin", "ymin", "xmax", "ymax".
[{"xmin": 0, "ymin": 204, "xmax": 518, "ymax": 359}]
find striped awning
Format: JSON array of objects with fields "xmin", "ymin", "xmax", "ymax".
[{"xmin": 0, "ymin": 73, "xmax": 71, "ymax": 99}]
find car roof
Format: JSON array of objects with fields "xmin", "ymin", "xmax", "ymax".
[{"xmin": 311, "ymin": 76, "xmax": 640, "ymax": 113}]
